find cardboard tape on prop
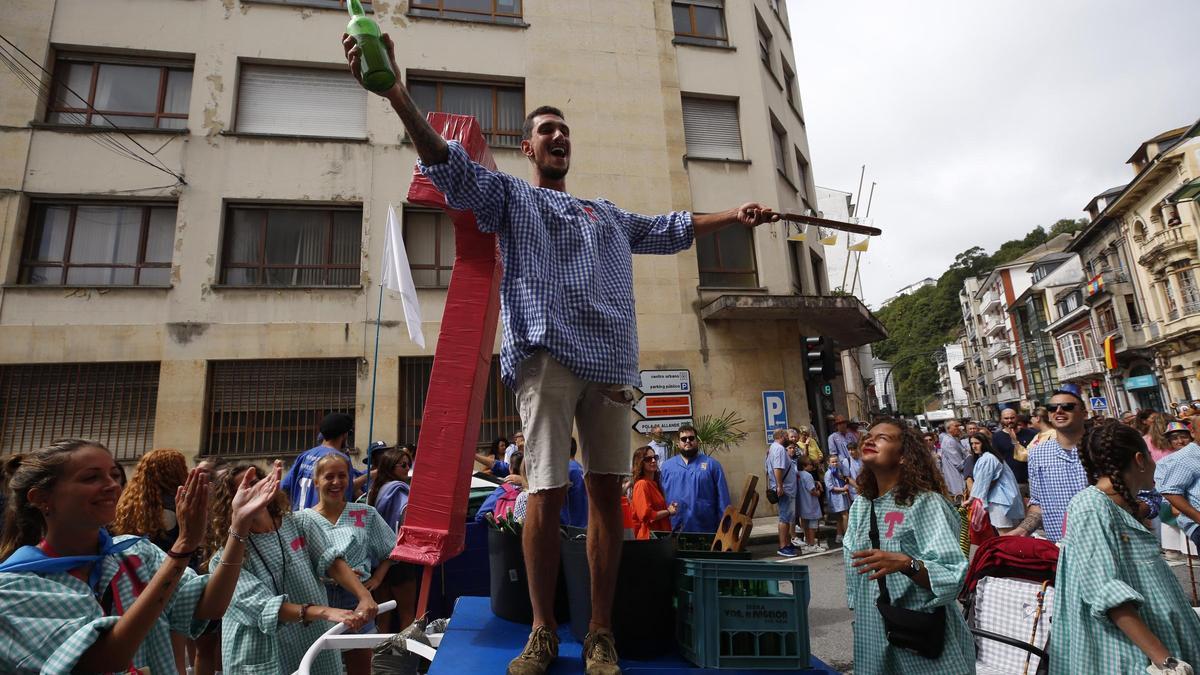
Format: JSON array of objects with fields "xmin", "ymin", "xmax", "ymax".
[{"xmin": 392, "ymin": 113, "xmax": 502, "ymax": 566}]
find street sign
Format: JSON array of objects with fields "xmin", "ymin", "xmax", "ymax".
[
  {"xmin": 1089, "ymin": 396, "xmax": 1108, "ymax": 411},
  {"xmin": 762, "ymin": 390, "xmax": 788, "ymax": 444},
  {"xmin": 633, "ymin": 418, "xmax": 693, "ymax": 434},
  {"xmin": 639, "ymin": 369, "xmax": 691, "ymax": 394},
  {"xmin": 635, "ymin": 394, "xmax": 693, "ymax": 419}
]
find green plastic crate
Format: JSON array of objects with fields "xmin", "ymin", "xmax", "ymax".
[{"xmin": 675, "ymin": 559, "xmax": 811, "ymax": 670}]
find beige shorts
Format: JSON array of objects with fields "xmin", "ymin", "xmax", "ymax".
[{"xmin": 516, "ymin": 350, "xmax": 634, "ymax": 492}]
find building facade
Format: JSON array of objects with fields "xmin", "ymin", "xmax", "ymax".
[
  {"xmin": 1106, "ymin": 123, "xmax": 1200, "ymax": 407},
  {"xmin": 936, "ymin": 341, "xmax": 968, "ymax": 416},
  {"xmin": 0, "ymin": 1, "xmax": 884, "ymax": 487}
]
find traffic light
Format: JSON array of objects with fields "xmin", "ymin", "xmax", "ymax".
[{"xmin": 802, "ymin": 336, "xmax": 840, "ymax": 381}]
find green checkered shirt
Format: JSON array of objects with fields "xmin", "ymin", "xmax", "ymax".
[
  {"xmin": 0, "ymin": 536, "xmax": 209, "ymax": 674},
  {"xmin": 843, "ymin": 490, "xmax": 975, "ymax": 673},
  {"xmin": 211, "ymin": 512, "xmax": 351, "ymax": 675},
  {"xmin": 1050, "ymin": 486, "xmax": 1200, "ymax": 674},
  {"xmin": 296, "ymin": 503, "xmax": 397, "ymax": 580}
]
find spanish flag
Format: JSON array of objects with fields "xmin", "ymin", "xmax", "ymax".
[{"xmin": 1103, "ymin": 334, "xmax": 1117, "ymax": 370}]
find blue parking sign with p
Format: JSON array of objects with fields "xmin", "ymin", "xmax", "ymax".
[{"xmin": 762, "ymin": 390, "xmax": 788, "ymax": 444}]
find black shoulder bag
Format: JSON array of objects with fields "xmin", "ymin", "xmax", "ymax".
[
  {"xmin": 868, "ymin": 499, "xmax": 947, "ymax": 659},
  {"xmin": 764, "ymin": 454, "xmax": 792, "ymax": 505}
]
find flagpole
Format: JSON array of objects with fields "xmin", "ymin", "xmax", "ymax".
[{"xmin": 366, "ymin": 281, "xmax": 384, "ymax": 482}]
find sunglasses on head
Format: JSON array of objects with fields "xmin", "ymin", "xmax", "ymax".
[{"xmin": 1049, "ymin": 402, "xmax": 1078, "ymax": 412}]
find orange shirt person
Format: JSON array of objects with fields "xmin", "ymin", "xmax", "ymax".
[{"xmin": 630, "ymin": 446, "xmax": 678, "ymax": 540}]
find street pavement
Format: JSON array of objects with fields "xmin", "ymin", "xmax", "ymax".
[{"xmin": 748, "ymin": 539, "xmax": 855, "ymax": 674}]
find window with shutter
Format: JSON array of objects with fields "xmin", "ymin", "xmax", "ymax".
[
  {"xmin": 397, "ymin": 356, "xmax": 519, "ymax": 449},
  {"xmin": 203, "ymin": 358, "xmax": 357, "ymax": 457},
  {"xmin": 681, "ymin": 96, "xmax": 742, "ymax": 160},
  {"xmin": 0, "ymin": 362, "xmax": 160, "ymax": 460},
  {"xmin": 20, "ymin": 202, "xmax": 176, "ymax": 286},
  {"xmin": 235, "ymin": 64, "xmax": 367, "ymax": 139}
]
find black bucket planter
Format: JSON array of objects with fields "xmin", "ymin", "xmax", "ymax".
[
  {"xmin": 560, "ymin": 527, "xmax": 678, "ymax": 658},
  {"xmin": 487, "ymin": 527, "xmax": 568, "ymax": 624}
]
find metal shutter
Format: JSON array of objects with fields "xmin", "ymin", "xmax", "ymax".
[
  {"xmin": 236, "ymin": 65, "xmax": 367, "ymax": 139},
  {"xmin": 682, "ymin": 97, "xmax": 742, "ymax": 160}
]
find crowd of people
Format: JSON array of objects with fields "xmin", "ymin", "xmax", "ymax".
[
  {"xmin": 840, "ymin": 393, "xmax": 1200, "ymax": 673},
  {"xmin": 0, "ymin": 412, "xmax": 421, "ymax": 675}
]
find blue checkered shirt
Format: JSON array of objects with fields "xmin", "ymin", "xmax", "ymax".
[
  {"xmin": 420, "ymin": 141, "xmax": 694, "ymax": 388},
  {"xmin": 1028, "ymin": 435, "xmax": 1089, "ymax": 542},
  {"xmin": 1155, "ymin": 442, "xmax": 1200, "ymax": 537}
]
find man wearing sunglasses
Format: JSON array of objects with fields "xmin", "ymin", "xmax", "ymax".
[
  {"xmin": 659, "ymin": 425, "xmax": 732, "ymax": 534},
  {"xmin": 1005, "ymin": 390, "xmax": 1089, "ymax": 541}
]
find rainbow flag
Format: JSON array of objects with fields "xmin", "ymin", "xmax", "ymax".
[{"xmin": 1086, "ymin": 274, "xmax": 1105, "ymax": 296}]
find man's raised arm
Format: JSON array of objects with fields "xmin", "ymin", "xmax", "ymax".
[{"xmin": 342, "ymin": 33, "xmax": 449, "ymax": 166}]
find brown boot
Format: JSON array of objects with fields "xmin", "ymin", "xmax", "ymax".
[
  {"xmin": 582, "ymin": 629, "xmax": 622, "ymax": 675},
  {"xmin": 506, "ymin": 625, "xmax": 559, "ymax": 675}
]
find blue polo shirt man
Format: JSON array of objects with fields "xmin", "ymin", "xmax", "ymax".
[
  {"xmin": 659, "ymin": 426, "xmax": 732, "ymax": 533},
  {"xmin": 280, "ymin": 412, "xmax": 364, "ymax": 511}
]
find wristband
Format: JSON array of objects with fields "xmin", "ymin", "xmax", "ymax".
[
  {"xmin": 228, "ymin": 527, "xmax": 250, "ymax": 543},
  {"xmin": 300, "ymin": 603, "xmax": 314, "ymax": 626},
  {"xmin": 166, "ymin": 546, "xmax": 197, "ymax": 560}
]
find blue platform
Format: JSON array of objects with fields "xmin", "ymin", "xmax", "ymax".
[{"xmin": 428, "ymin": 596, "xmax": 839, "ymax": 674}]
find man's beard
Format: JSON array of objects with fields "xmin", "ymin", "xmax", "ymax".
[
  {"xmin": 538, "ymin": 160, "xmax": 569, "ymax": 180},
  {"xmin": 681, "ymin": 446, "xmax": 699, "ymax": 459}
]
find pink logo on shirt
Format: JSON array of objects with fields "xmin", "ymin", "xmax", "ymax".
[
  {"xmin": 351, "ymin": 510, "xmax": 367, "ymax": 528},
  {"xmin": 883, "ymin": 511, "xmax": 904, "ymax": 539},
  {"xmin": 291, "ymin": 536, "xmax": 306, "ymax": 551}
]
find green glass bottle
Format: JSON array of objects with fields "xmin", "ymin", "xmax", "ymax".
[{"xmin": 346, "ymin": 0, "xmax": 396, "ymax": 93}]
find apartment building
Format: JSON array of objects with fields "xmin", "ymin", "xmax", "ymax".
[
  {"xmin": 935, "ymin": 341, "xmax": 968, "ymax": 417},
  {"xmin": 957, "ymin": 276, "xmax": 993, "ymax": 420},
  {"xmin": 1102, "ymin": 122, "xmax": 1200, "ymax": 406},
  {"xmin": 0, "ymin": 0, "xmax": 884, "ymax": 485}
]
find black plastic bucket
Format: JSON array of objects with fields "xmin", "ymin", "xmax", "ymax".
[
  {"xmin": 487, "ymin": 527, "xmax": 568, "ymax": 624},
  {"xmin": 560, "ymin": 527, "xmax": 677, "ymax": 657}
]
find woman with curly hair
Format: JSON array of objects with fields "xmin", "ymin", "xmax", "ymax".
[
  {"xmin": 1051, "ymin": 421, "xmax": 1200, "ymax": 674},
  {"xmin": 844, "ymin": 418, "xmax": 974, "ymax": 673},
  {"xmin": 207, "ymin": 461, "xmax": 377, "ymax": 675},
  {"xmin": 110, "ymin": 448, "xmax": 193, "ymax": 672},
  {"xmin": 112, "ymin": 448, "xmax": 191, "ymax": 553}
]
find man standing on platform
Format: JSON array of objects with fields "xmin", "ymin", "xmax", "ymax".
[{"xmin": 343, "ymin": 34, "xmax": 776, "ymax": 675}]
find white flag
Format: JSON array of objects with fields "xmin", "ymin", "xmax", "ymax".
[{"xmin": 383, "ymin": 204, "xmax": 426, "ymax": 349}]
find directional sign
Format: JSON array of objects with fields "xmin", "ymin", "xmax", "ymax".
[
  {"xmin": 762, "ymin": 390, "xmax": 788, "ymax": 444},
  {"xmin": 635, "ymin": 394, "xmax": 693, "ymax": 419},
  {"xmin": 633, "ymin": 418, "xmax": 693, "ymax": 434},
  {"xmin": 1089, "ymin": 396, "xmax": 1108, "ymax": 411},
  {"xmin": 639, "ymin": 369, "xmax": 691, "ymax": 394}
]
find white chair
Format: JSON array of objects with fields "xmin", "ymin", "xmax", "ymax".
[{"xmin": 293, "ymin": 600, "xmax": 443, "ymax": 675}]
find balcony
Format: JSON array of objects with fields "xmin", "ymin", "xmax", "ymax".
[
  {"xmin": 1167, "ymin": 301, "xmax": 1200, "ymax": 323},
  {"xmin": 986, "ymin": 341, "xmax": 1013, "ymax": 359},
  {"xmin": 1137, "ymin": 227, "xmax": 1198, "ymax": 269},
  {"xmin": 1057, "ymin": 357, "xmax": 1102, "ymax": 382},
  {"xmin": 1084, "ymin": 267, "xmax": 1133, "ymax": 303},
  {"xmin": 994, "ymin": 386, "xmax": 1020, "ymax": 402},
  {"xmin": 984, "ymin": 314, "xmax": 1008, "ymax": 337},
  {"xmin": 980, "ymin": 291, "xmax": 1001, "ymax": 313},
  {"xmin": 992, "ymin": 361, "xmax": 1016, "ymax": 380}
]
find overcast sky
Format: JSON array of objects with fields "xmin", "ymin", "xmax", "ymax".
[{"xmin": 792, "ymin": 0, "xmax": 1200, "ymax": 308}]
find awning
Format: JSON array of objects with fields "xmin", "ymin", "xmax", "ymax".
[
  {"xmin": 699, "ymin": 294, "xmax": 887, "ymax": 347},
  {"xmin": 1168, "ymin": 177, "xmax": 1200, "ymax": 203}
]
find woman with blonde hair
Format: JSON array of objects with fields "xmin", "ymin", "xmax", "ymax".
[{"xmin": 207, "ymin": 462, "xmax": 376, "ymax": 675}]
